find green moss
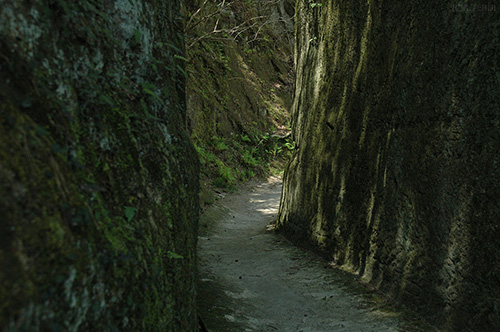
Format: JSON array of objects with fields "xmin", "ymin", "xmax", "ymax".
[
  {"xmin": 1, "ymin": 0, "xmax": 199, "ymax": 330},
  {"xmin": 279, "ymin": 0, "xmax": 499, "ymax": 330}
]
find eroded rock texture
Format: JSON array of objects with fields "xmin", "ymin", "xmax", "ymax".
[
  {"xmin": 0, "ymin": 1, "xmax": 198, "ymax": 330},
  {"xmin": 278, "ymin": 1, "xmax": 499, "ymax": 329}
]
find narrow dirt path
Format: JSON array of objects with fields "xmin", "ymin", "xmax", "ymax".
[{"xmin": 197, "ymin": 178, "xmax": 425, "ymax": 332}]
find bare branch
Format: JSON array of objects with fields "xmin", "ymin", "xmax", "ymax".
[{"xmin": 185, "ymin": 0, "xmax": 294, "ymax": 49}]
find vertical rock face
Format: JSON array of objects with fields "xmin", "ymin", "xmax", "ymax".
[
  {"xmin": 0, "ymin": 1, "xmax": 198, "ymax": 330},
  {"xmin": 278, "ymin": 0, "xmax": 499, "ymax": 329}
]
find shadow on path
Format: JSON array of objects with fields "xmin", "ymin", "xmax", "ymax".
[{"xmin": 197, "ymin": 178, "xmax": 429, "ymax": 332}]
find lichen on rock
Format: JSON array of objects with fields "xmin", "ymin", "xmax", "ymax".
[
  {"xmin": 0, "ymin": 0, "xmax": 199, "ymax": 330},
  {"xmin": 278, "ymin": 1, "xmax": 499, "ymax": 330}
]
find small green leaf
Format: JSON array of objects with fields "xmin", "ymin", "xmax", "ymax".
[
  {"xmin": 143, "ymin": 88, "xmax": 156, "ymax": 97},
  {"xmin": 174, "ymin": 54, "xmax": 189, "ymax": 61},
  {"xmin": 176, "ymin": 64, "xmax": 187, "ymax": 78},
  {"xmin": 165, "ymin": 41, "xmax": 182, "ymax": 53},
  {"xmin": 143, "ymin": 88, "xmax": 165, "ymax": 106},
  {"xmin": 141, "ymin": 82, "xmax": 156, "ymax": 90},
  {"xmin": 167, "ymin": 251, "xmax": 184, "ymax": 260},
  {"xmin": 124, "ymin": 206, "xmax": 136, "ymax": 222},
  {"xmin": 134, "ymin": 29, "xmax": 141, "ymax": 44},
  {"xmin": 99, "ymin": 94, "xmax": 116, "ymax": 107}
]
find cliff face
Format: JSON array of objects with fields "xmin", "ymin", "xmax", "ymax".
[
  {"xmin": 0, "ymin": 1, "xmax": 198, "ymax": 330},
  {"xmin": 278, "ymin": 0, "xmax": 499, "ymax": 329},
  {"xmin": 184, "ymin": 0, "xmax": 295, "ymax": 196}
]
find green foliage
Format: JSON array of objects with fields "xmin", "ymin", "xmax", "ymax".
[
  {"xmin": 184, "ymin": 0, "xmax": 294, "ymax": 196},
  {"xmin": 195, "ymin": 129, "xmax": 294, "ymax": 190},
  {"xmin": 266, "ymin": 140, "xmax": 282, "ymax": 157},
  {"xmin": 124, "ymin": 206, "xmax": 137, "ymax": 222},
  {"xmin": 284, "ymin": 140, "xmax": 295, "ymax": 151},
  {"xmin": 216, "ymin": 161, "xmax": 236, "ymax": 186},
  {"xmin": 242, "ymin": 150, "xmax": 258, "ymax": 166},
  {"xmin": 243, "ymin": 169, "xmax": 255, "ymax": 179},
  {"xmin": 212, "ymin": 136, "xmax": 229, "ymax": 151},
  {"xmin": 240, "ymin": 134, "xmax": 251, "ymax": 142},
  {"xmin": 167, "ymin": 251, "xmax": 184, "ymax": 260},
  {"xmin": 195, "ymin": 144, "xmax": 217, "ymax": 166},
  {"xmin": 134, "ymin": 29, "xmax": 142, "ymax": 45}
]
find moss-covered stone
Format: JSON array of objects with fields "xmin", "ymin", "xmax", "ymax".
[
  {"xmin": 278, "ymin": 0, "xmax": 499, "ymax": 330},
  {"xmin": 0, "ymin": 1, "xmax": 199, "ymax": 330}
]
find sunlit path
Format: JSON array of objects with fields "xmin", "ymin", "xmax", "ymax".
[{"xmin": 197, "ymin": 178, "xmax": 425, "ymax": 332}]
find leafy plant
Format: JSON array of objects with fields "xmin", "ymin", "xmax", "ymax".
[
  {"xmin": 217, "ymin": 162, "xmax": 236, "ymax": 183},
  {"xmin": 124, "ymin": 206, "xmax": 137, "ymax": 222},
  {"xmin": 240, "ymin": 134, "xmax": 251, "ymax": 142},
  {"xmin": 284, "ymin": 139, "xmax": 295, "ymax": 151},
  {"xmin": 216, "ymin": 141, "xmax": 229, "ymax": 151},
  {"xmin": 211, "ymin": 136, "xmax": 229, "ymax": 151},
  {"xmin": 167, "ymin": 251, "xmax": 184, "ymax": 260},
  {"xmin": 242, "ymin": 150, "xmax": 258, "ymax": 166},
  {"xmin": 266, "ymin": 141, "xmax": 282, "ymax": 157}
]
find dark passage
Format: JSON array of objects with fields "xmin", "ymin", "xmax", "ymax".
[{"xmin": 1, "ymin": 0, "xmax": 498, "ymax": 331}]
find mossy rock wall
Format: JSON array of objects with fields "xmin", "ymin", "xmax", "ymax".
[
  {"xmin": 0, "ymin": 0, "xmax": 199, "ymax": 330},
  {"xmin": 278, "ymin": 0, "xmax": 499, "ymax": 330}
]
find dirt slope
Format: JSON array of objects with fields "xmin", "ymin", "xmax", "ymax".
[{"xmin": 197, "ymin": 178, "xmax": 429, "ymax": 331}]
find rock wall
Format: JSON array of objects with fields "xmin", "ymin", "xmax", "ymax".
[
  {"xmin": 278, "ymin": 0, "xmax": 499, "ymax": 329},
  {"xmin": 184, "ymin": 0, "xmax": 295, "ymax": 195},
  {"xmin": 0, "ymin": 0, "xmax": 199, "ymax": 330}
]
